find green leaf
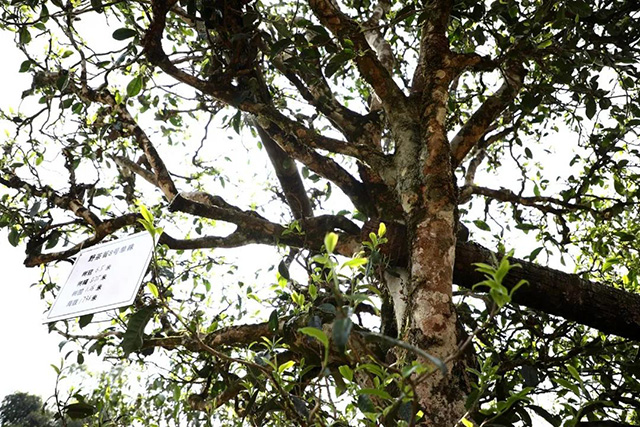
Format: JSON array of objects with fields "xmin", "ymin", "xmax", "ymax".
[
  {"xmin": 19, "ymin": 60, "xmax": 32, "ymax": 73},
  {"xmin": 338, "ymin": 365, "xmax": 353, "ymax": 382},
  {"xmin": 121, "ymin": 305, "xmax": 155, "ymax": 356},
  {"xmin": 19, "ymin": 27, "xmax": 31, "ymax": 45},
  {"xmin": 278, "ymin": 360, "xmax": 295, "ymax": 374},
  {"xmin": 112, "ymin": 28, "xmax": 137, "ymax": 40},
  {"xmin": 332, "ymin": 368, "xmax": 347, "ymax": 396},
  {"xmin": 72, "ymin": 102, "xmax": 84, "ymax": 114},
  {"xmin": 524, "ymin": 147, "xmax": 533, "ymax": 158},
  {"xmin": 278, "ymin": 260, "xmax": 290, "ymax": 280},
  {"xmin": 324, "ymin": 232, "xmax": 338, "ymax": 254},
  {"xmin": 473, "ymin": 220, "xmax": 491, "ymax": 231},
  {"xmin": 378, "ymin": 222, "xmax": 386, "ymax": 237},
  {"xmin": 291, "ymin": 291, "xmax": 305, "ymax": 307},
  {"xmin": 137, "ymin": 202, "xmax": 154, "ymax": 224},
  {"xmin": 357, "ymin": 363, "xmax": 385, "ymax": 378},
  {"xmin": 461, "ymin": 418, "xmax": 475, "ymax": 427},
  {"xmin": 585, "ymin": 97, "xmax": 597, "ymax": 119},
  {"xmin": 509, "ymin": 279, "xmax": 528, "ymax": 297},
  {"xmin": 126, "ymin": 76, "xmax": 143, "ymax": 97},
  {"xmin": 8, "ymin": 228, "xmax": 20, "ymax": 247},
  {"xmin": 536, "ymin": 38, "xmax": 553, "ymax": 49},
  {"xmin": 270, "ymin": 39, "xmax": 291, "ymax": 56},
  {"xmin": 356, "ymin": 394, "xmax": 375, "ymax": 414},
  {"xmin": 78, "ymin": 314, "xmax": 93, "ymax": 329},
  {"xmin": 64, "ymin": 402, "xmax": 96, "ymax": 419},
  {"xmin": 91, "ymin": 0, "xmax": 103, "ymax": 12},
  {"xmin": 299, "ymin": 327, "xmax": 329, "ymax": 350},
  {"xmin": 342, "ymin": 257, "xmax": 368, "ymax": 269},
  {"xmin": 56, "ymin": 72, "xmax": 70, "ymax": 92},
  {"xmin": 357, "ymin": 388, "xmax": 392, "ymax": 400},
  {"xmin": 317, "ymin": 303, "xmax": 336, "ymax": 315},
  {"xmin": 268, "ymin": 309, "xmax": 279, "ymax": 333},
  {"xmin": 553, "ymin": 377, "xmax": 580, "ymax": 396},
  {"xmin": 332, "ymin": 317, "xmax": 352, "ymax": 353},
  {"xmin": 325, "ymin": 51, "xmax": 354, "ymax": 78},
  {"xmin": 613, "ymin": 178, "xmax": 625, "ymax": 196},
  {"xmin": 566, "ymin": 364, "xmax": 582, "ymax": 383},
  {"xmin": 147, "ymin": 282, "xmax": 159, "ymax": 298},
  {"xmin": 528, "ymin": 247, "xmax": 543, "ymax": 261},
  {"xmin": 308, "ymin": 283, "xmax": 317, "ymax": 300}
]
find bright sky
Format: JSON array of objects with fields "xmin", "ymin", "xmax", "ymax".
[
  {"xmin": 0, "ymin": 31, "xmax": 64, "ymax": 402},
  {"xmin": 0, "ymin": 241, "xmax": 62, "ymax": 401}
]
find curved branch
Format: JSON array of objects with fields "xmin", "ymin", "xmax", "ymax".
[
  {"xmin": 257, "ymin": 121, "xmax": 377, "ymax": 217},
  {"xmin": 24, "ymin": 213, "xmax": 141, "ymax": 267},
  {"xmin": 463, "ymin": 185, "xmax": 595, "ymax": 215},
  {"xmin": 255, "ymin": 123, "xmax": 313, "ymax": 219},
  {"xmin": 1, "ymin": 172, "xmax": 102, "ymax": 228},
  {"xmin": 33, "ymin": 71, "xmax": 178, "ymax": 200},
  {"xmin": 307, "ymin": 0, "xmax": 408, "ymax": 113},
  {"xmin": 168, "ymin": 191, "xmax": 285, "ymax": 238},
  {"xmin": 451, "ymin": 62, "xmax": 527, "ymax": 167},
  {"xmin": 161, "ymin": 211, "xmax": 361, "ymax": 255}
]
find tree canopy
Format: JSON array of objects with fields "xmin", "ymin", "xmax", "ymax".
[
  {"xmin": 0, "ymin": 392, "xmax": 48, "ymax": 427},
  {"xmin": 1, "ymin": 0, "xmax": 640, "ymax": 425}
]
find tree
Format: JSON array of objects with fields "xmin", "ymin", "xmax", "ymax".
[
  {"xmin": 0, "ymin": 392, "xmax": 59, "ymax": 427},
  {"xmin": 1, "ymin": 0, "xmax": 640, "ymax": 425},
  {"xmin": 0, "ymin": 392, "xmax": 47, "ymax": 427},
  {"xmin": 0, "ymin": 392, "xmax": 85, "ymax": 427}
]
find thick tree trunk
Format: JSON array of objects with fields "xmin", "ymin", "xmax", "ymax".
[
  {"xmin": 405, "ymin": 212, "xmax": 467, "ymax": 426},
  {"xmin": 392, "ymin": 68, "xmax": 468, "ymax": 427}
]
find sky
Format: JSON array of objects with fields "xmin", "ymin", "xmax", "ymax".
[
  {"xmin": 0, "ymin": 32, "xmax": 65, "ymax": 402},
  {"xmin": 0, "ymin": 239, "xmax": 62, "ymax": 401}
]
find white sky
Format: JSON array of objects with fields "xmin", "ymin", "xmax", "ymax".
[
  {"xmin": 0, "ymin": 31, "xmax": 64, "ymax": 402},
  {"xmin": 0, "ymin": 235, "xmax": 61, "ymax": 401}
]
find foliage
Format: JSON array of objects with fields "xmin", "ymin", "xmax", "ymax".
[
  {"xmin": 0, "ymin": 392, "xmax": 48, "ymax": 427},
  {"xmin": 0, "ymin": 392, "xmax": 81, "ymax": 427},
  {"xmin": 0, "ymin": 0, "xmax": 640, "ymax": 425}
]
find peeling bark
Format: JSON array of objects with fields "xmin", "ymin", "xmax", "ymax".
[{"xmin": 384, "ymin": 270, "xmax": 408, "ymax": 333}]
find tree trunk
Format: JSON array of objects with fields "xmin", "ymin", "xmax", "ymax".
[
  {"xmin": 405, "ymin": 212, "xmax": 468, "ymax": 425},
  {"xmin": 389, "ymin": 88, "xmax": 469, "ymax": 426}
]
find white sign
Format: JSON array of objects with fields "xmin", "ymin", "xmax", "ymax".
[{"xmin": 44, "ymin": 232, "xmax": 156, "ymax": 323}]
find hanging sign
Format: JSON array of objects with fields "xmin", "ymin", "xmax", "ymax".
[{"xmin": 44, "ymin": 231, "xmax": 156, "ymax": 323}]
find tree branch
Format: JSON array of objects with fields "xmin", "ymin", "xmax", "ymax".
[
  {"xmin": 454, "ymin": 241, "xmax": 640, "ymax": 341},
  {"xmin": 254, "ymin": 122, "xmax": 313, "ymax": 219},
  {"xmin": 257, "ymin": 121, "xmax": 377, "ymax": 217},
  {"xmin": 24, "ymin": 213, "xmax": 140, "ymax": 267},
  {"xmin": 1, "ymin": 172, "xmax": 102, "ymax": 229},
  {"xmin": 270, "ymin": 48, "xmax": 373, "ymax": 146},
  {"xmin": 33, "ymin": 71, "xmax": 178, "ymax": 201},
  {"xmin": 451, "ymin": 62, "xmax": 527, "ymax": 167},
  {"xmin": 463, "ymin": 185, "xmax": 595, "ymax": 215},
  {"xmin": 111, "ymin": 155, "xmax": 158, "ymax": 186},
  {"xmin": 308, "ymin": 0, "xmax": 408, "ymax": 113}
]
